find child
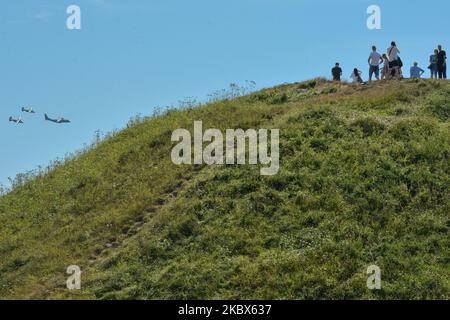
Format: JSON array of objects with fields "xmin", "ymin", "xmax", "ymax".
[{"xmin": 381, "ymin": 54, "xmax": 390, "ymax": 80}]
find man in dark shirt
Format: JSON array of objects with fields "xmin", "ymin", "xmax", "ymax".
[
  {"xmin": 332, "ymin": 63, "xmax": 343, "ymax": 81},
  {"xmin": 437, "ymin": 45, "xmax": 447, "ymax": 79}
]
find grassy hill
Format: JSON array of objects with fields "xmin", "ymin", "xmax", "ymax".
[{"xmin": 0, "ymin": 78, "xmax": 449, "ymax": 299}]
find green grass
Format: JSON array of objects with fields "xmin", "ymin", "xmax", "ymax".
[{"xmin": 0, "ymin": 78, "xmax": 449, "ymax": 299}]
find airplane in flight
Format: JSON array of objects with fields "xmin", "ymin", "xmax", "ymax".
[
  {"xmin": 9, "ymin": 116, "xmax": 24, "ymax": 124},
  {"xmin": 45, "ymin": 113, "xmax": 71, "ymax": 124},
  {"xmin": 22, "ymin": 107, "xmax": 36, "ymax": 114}
]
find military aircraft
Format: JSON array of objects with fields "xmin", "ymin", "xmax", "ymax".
[
  {"xmin": 22, "ymin": 107, "xmax": 36, "ymax": 114},
  {"xmin": 45, "ymin": 113, "xmax": 71, "ymax": 124},
  {"xmin": 9, "ymin": 116, "xmax": 24, "ymax": 124}
]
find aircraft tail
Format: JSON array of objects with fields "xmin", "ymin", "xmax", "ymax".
[
  {"xmin": 45, "ymin": 113, "xmax": 50, "ymax": 121},
  {"xmin": 21, "ymin": 107, "xmax": 25, "ymax": 112},
  {"xmin": 9, "ymin": 117, "xmax": 13, "ymax": 122}
]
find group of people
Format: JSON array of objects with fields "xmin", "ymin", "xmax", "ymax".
[
  {"xmin": 429, "ymin": 45, "xmax": 447, "ymax": 79},
  {"xmin": 331, "ymin": 42, "xmax": 447, "ymax": 84}
]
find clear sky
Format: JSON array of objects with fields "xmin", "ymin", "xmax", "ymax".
[{"xmin": 1, "ymin": 0, "xmax": 449, "ymax": 187}]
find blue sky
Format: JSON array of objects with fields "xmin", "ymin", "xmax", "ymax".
[{"xmin": 1, "ymin": 0, "xmax": 449, "ymax": 187}]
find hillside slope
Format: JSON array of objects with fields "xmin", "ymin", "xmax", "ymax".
[{"xmin": 0, "ymin": 79, "xmax": 449, "ymax": 299}]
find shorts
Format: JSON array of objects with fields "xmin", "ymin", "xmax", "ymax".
[
  {"xmin": 389, "ymin": 59, "xmax": 399, "ymax": 68},
  {"xmin": 369, "ymin": 65, "xmax": 380, "ymax": 78}
]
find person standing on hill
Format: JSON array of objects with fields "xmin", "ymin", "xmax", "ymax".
[
  {"xmin": 387, "ymin": 41, "xmax": 400, "ymax": 64},
  {"xmin": 387, "ymin": 41, "xmax": 402, "ymax": 79},
  {"xmin": 410, "ymin": 62, "xmax": 425, "ymax": 78},
  {"xmin": 332, "ymin": 63, "xmax": 343, "ymax": 81},
  {"xmin": 368, "ymin": 46, "xmax": 382, "ymax": 83},
  {"xmin": 429, "ymin": 49, "xmax": 439, "ymax": 79},
  {"xmin": 437, "ymin": 45, "xmax": 447, "ymax": 79},
  {"xmin": 381, "ymin": 54, "xmax": 390, "ymax": 80}
]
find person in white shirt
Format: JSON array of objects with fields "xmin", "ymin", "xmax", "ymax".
[
  {"xmin": 368, "ymin": 46, "xmax": 382, "ymax": 82},
  {"xmin": 387, "ymin": 41, "xmax": 402, "ymax": 79},
  {"xmin": 350, "ymin": 68, "xmax": 364, "ymax": 84},
  {"xmin": 387, "ymin": 41, "xmax": 400, "ymax": 62}
]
